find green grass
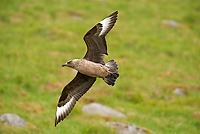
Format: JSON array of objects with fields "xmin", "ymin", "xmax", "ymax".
[{"xmin": 0, "ymin": 0, "xmax": 200, "ymax": 133}]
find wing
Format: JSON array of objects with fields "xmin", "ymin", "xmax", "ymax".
[
  {"xmin": 55, "ymin": 72, "xmax": 96, "ymax": 126},
  {"xmin": 83, "ymin": 11, "xmax": 118, "ymax": 64}
]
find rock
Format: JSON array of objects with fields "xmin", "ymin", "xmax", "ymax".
[
  {"xmin": 82, "ymin": 103, "xmax": 126, "ymax": 118},
  {"xmin": 161, "ymin": 20, "xmax": 184, "ymax": 28},
  {"xmin": 106, "ymin": 122, "xmax": 146, "ymax": 134},
  {"xmin": 69, "ymin": 12, "xmax": 83, "ymax": 20},
  {"xmin": 0, "ymin": 113, "xmax": 27, "ymax": 127},
  {"xmin": 173, "ymin": 88, "xmax": 184, "ymax": 96}
]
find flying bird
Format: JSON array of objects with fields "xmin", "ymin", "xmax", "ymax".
[{"xmin": 55, "ymin": 11, "xmax": 119, "ymax": 127}]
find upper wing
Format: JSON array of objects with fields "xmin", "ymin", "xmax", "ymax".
[
  {"xmin": 55, "ymin": 72, "xmax": 96, "ymax": 126},
  {"xmin": 83, "ymin": 11, "xmax": 118, "ymax": 64}
]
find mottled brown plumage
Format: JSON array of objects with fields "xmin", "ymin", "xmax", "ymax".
[{"xmin": 55, "ymin": 11, "xmax": 119, "ymax": 127}]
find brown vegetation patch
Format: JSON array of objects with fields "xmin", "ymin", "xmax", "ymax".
[
  {"xmin": 159, "ymin": 71, "xmax": 195, "ymax": 81},
  {"xmin": 101, "ymin": 115, "xmax": 112, "ymax": 121},
  {"xmin": 16, "ymin": 88, "xmax": 29, "ymax": 98},
  {"xmin": 89, "ymin": 88, "xmax": 112, "ymax": 96},
  {"xmin": 19, "ymin": 3, "xmax": 32, "ymax": 10},
  {"xmin": 80, "ymin": 96, "xmax": 96, "ymax": 103},
  {"xmin": 0, "ymin": 22, "xmax": 7, "ymax": 27},
  {"xmin": 165, "ymin": 83, "xmax": 189, "ymax": 94},
  {"xmin": 115, "ymin": 107, "xmax": 125, "ymax": 113},
  {"xmin": 58, "ymin": 68, "xmax": 69, "ymax": 75},
  {"xmin": 191, "ymin": 85, "xmax": 200, "ymax": 91},
  {"xmin": 49, "ymin": 51, "xmax": 66, "ymax": 57},
  {"xmin": 9, "ymin": 13, "xmax": 23, "ymax": 23},
  {"xmin": 165, "ymin": 83, "xmax": 188, "ymax": 94},
  {"xmin": 0, "ymin": 100, "xmax": 4, "ymax": 108},
  {"xmin": 158, "ymin": 71, "xmax": 178, "ymax": 78},
  {"xmin": 139, "ymin": 126, "xmax": 153, "ymax": 134},
  {"xmin": 27, "ymin": 122, "xmax": 41, "ymax": 131},
  {"xmin": 127, "ymin": 112, "xmax": 136, "ymax": 117},
  {"xmin": 19, "ymin": 90, "xmax": 29, "ymax": 98},
  {"xmin": 18, "ymin": 102, "xmax": 45, "ymax": 113},
  {"xmin": 193, "ymin": 111, "xmax": 200, "ymax": 119},
  {"xmin": 37, "ymin": 13, "xmax": 51, "ymax": 20},
  {"xmin": 0, "ymin": 103, "xmax": 3, "ymax": 108},
  {"xmin": 47, "ymin": 29, "xmax": 66, "ymax": 39},
  {"xmin": 115, "ymin": 58, "xmax": 126, "ymax": 64},
  {"xmin": 47, "ymin": 28, "xmax": 76, "ymax": 39},
  {"xmin": 41, "ymin": 81, "xmax": 65, "ymax": 91},
  {"xmin": 56, "ymin": 12, "xmax": 67, "ymax": 18}
]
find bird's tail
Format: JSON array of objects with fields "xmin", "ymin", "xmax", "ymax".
[{"xmin": 103, "ymin": 59, "xmax": 119, "ymax": 86}]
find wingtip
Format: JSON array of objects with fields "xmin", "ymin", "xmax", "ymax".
[
  {"xmin": 112, "ymin": 11, "xmax": 118, "ymax": 16},
  {"xmin": 55, "ymin": 117, "xmax": 58, "ymax": 127},
  {"xmin": 109, "ymin": 11, "xmax": 118, "ymax": 17},
  {"xmin": 54, "ymin": 96, "xmax": 77, "ymax": 127}
]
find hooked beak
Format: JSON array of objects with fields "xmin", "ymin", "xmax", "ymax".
[{"xmin": 62, "ymin": 63, "xmax": 67, "ymax": 67}]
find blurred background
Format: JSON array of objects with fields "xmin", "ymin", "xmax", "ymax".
[{"xmin": 0, "ymin": 0, "xmax": 200, "ymax": 133}]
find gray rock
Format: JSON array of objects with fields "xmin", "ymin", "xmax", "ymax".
[
  {"xmin": 161, "ymin": 20, "xmax": 183, "ymax": 28},
  {"xmin": 0, "ymin": 113, "xmax": 27, "ymax": 127},
  {"xmin": 106, "ymin": 122, "xmax": 146, "ymax": 134},
  {"xmin": 173, "ymin": 88, "xmax": 184, "ymax": 96},
  {"xmin": 70, "ymin": 13, "xmax": 83, "ymax": 20},
  {"xmin": 82, "ymin": 103, "xmax": 126, "ymax": 118}
]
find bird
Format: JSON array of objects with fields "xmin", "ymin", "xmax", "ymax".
[{"xmin": 55, "ymin": 11, "xmax": 119, "ymax": 127}]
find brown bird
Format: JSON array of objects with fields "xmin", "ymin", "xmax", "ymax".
[{"xmin": 55, "ymin": 11, "xmax": 119, "ymax": 127}]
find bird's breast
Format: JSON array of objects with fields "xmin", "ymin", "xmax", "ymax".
[{"xmin": 76, "ymin": 60, "xmax": 109, "ymax": 78}]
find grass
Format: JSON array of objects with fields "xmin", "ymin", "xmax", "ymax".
[{"xmin": 0, "ymin": 0, "xmax": 200, "ymax": 133}]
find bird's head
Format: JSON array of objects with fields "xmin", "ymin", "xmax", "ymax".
[{"xmin": 62, "ymin": 59, "xmax": 79, "ymax": 68}]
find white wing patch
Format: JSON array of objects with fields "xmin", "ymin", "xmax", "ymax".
[
  {"xmin": 99, "ymin": 16, "xmax": 112, "ymax": 36},
  {"xmin": 55, "ymin": 96, "xmax": 75, "ymax": 120}
]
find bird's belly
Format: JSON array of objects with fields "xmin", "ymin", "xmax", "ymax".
[{"xmin": 77, "ymin": 62, "xmax": 108, "ymax": 78}]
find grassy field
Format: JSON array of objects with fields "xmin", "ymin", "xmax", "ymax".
[{"xmin": 0, "ymin": 0, "xmax": 200, "ymax": 133}]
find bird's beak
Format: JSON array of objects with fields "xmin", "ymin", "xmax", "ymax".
[{"xmin": 62, "ymin": 63, "xmax": 67, "ymax": 67}]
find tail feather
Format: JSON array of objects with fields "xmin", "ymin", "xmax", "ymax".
[
  {"xmin": 107, "ymin": 70, "xmax": 119, "ymax": 79},
  {"xmin": 105, "ymin": 59, "xmax": 118, "ymax": 70},
  {"xmin": 103, "ymin": 59, "xmax": 119, "ymax": 86},
  {"xmin": 103, "ymin": 77, "xmax": 115, "ymax": 86}
]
